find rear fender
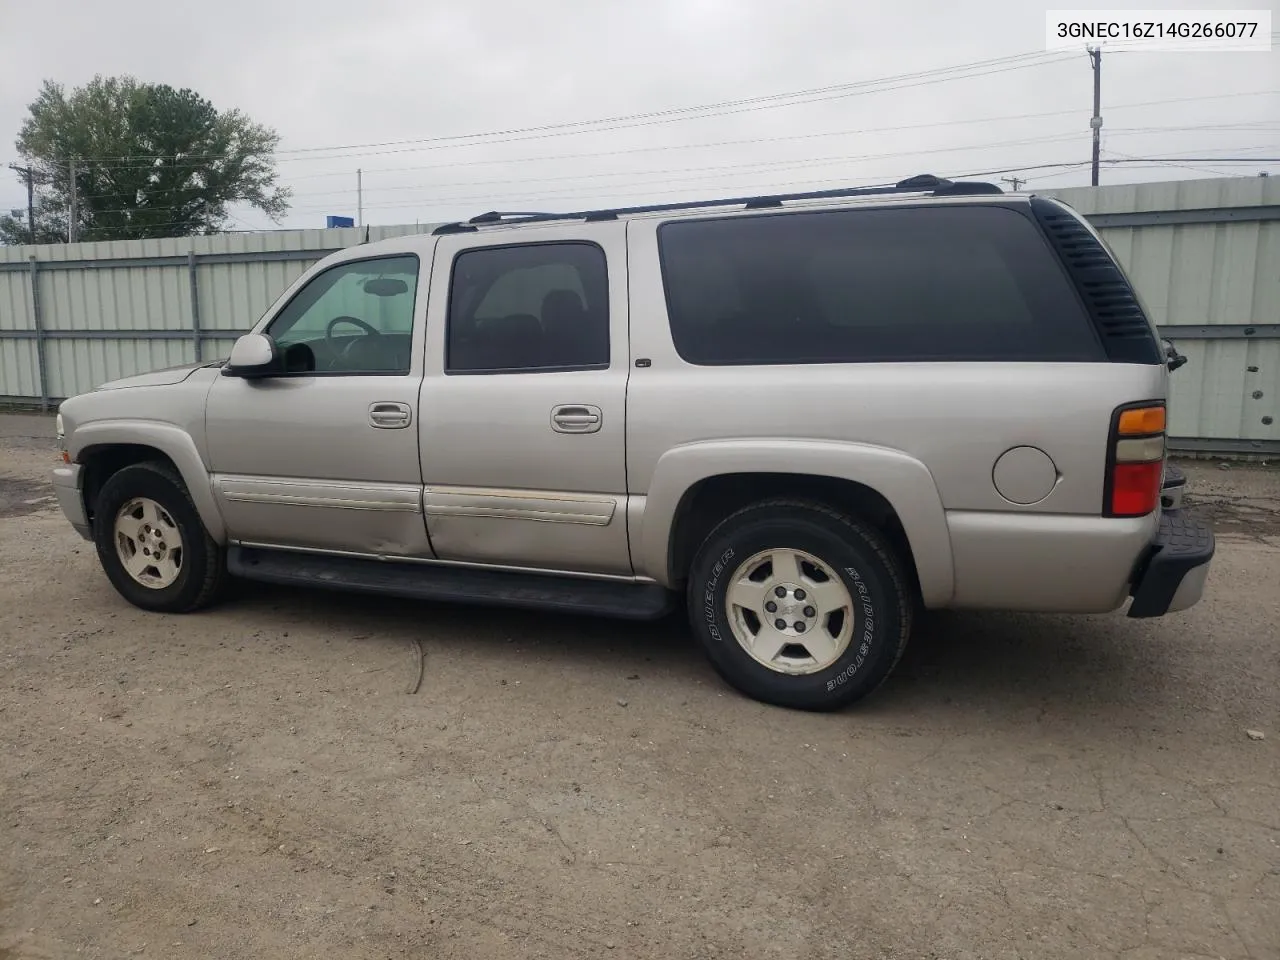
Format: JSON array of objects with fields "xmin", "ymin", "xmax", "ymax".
[{"xmin": 637, "ymin": 439, "xmax": 954, "ymax": 606}]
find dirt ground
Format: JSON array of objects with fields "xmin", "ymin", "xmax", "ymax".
[{"xmin": 1, "ymin": 412, "xmax": 1277, "ymax": 960}]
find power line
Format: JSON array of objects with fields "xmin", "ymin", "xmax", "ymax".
[
  {"xmin": 250, "ymin": 63, "xmax": 1274, "ymax": 167},
  {"xmin": 13, "ymin": 84, "xmax": 1275, "ymax": 203},
  {"xmin": 248, "ymin": 132, "xmax": 1109, "ymax": 206},
  {"xmin": 272, "ymin": 51, "xmax": 1074, "ymax": 160},
  {"xmin": 281, "ymin": 122, "xmax": 1280, "ymax": 203},
  {"xmin": 273, "ymin": 138, "xmax": 1280, "ymax": 215},
  {"xmin": 65, "ymin": 115, "xmax": 1280, "ymax": 209},
  {"xmin": 1106, "ymin": 155, "xmax": 1280, "ymax": 164},
  {"xmin": 25, "ymin": 49, "xmax": 1078, "ymax": 169},
  {"xmin": 50, "ymin": 128, "xmax": 1280, "ymax": 217},
  {"xmin": 55, "ymin": 84, "xmax": 1277, "ymax": 200},
  {"xmin": 259, "ymin": 137, "xmax": 1135, "ymax": 213},
  {"xmin": 269, "ymin": 100, "xmax": 1278, "ymax": 184},
  {"xmin": 1104, "ymin": 150, "xmax": 1237, "ymax": 177},
  {"xmin": 281, "ymin": 148, "xmax": 1280, "ymax": 217}
]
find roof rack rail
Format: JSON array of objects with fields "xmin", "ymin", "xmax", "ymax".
[
  {"xmin": 432, "ymin": 174, "xmax": 1001, "ymax": 234},
  {"xmin": 932, "ymin": 179, "xmax": 1004, "ymax": 196},
  {"xmin": 468, "ymin": 210, "xmax": 559, "ymax": 224}
]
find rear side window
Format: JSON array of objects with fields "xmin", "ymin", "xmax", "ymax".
[
  {"xmin": 447, "ymin": 242, "xmax": 609, "ymax": 373},
  {"xmin": 658, "ymin": 206, "xmax": 1104, "ymax": 365}
]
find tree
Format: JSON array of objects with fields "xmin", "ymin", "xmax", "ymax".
[{"xmin": 0, "ymin": 76, "xmax": 290, "ymax": 244}]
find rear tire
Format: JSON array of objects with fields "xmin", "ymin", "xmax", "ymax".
[
  {"xmin": 92, "ymin": 461, "xmax": 226, "ymax": 613},
  {"xmin": 686, "ymin": 499, "xmax": 912, "ymax": 710}
]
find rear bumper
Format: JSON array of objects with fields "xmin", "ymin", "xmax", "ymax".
[
  {"xmin": 946, "ymin": 510, "xmax": 1159, "ymax": 612},
  {"xmin": 52, "ymin": 463, "xmax": 92, "ymax": 541},
  {"xmin": 1161, "ymin": 461, "xmax": 1186, "ymax": 511},
  {"xmin": 1127, "ymin": 509, "xmax": 1214, "ymax": 618}
]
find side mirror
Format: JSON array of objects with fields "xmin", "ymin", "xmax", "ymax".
[
  {"xmin": 223, "ymin": 333, "xmax": 282, "ymax": 379},
  {"xmin": 1162, "ymin": 338, "xmax": 1188, "ymax": 373}
]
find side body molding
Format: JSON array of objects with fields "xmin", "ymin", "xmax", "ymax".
[
  {"xmin": 69, "ymin": 420, "xmax": 228, "ymax": 543},
  {"xmin": 636, "ymin": 439, "xmax": 955, "ymax": 606}
]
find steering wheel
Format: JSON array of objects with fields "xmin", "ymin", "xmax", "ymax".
[{"xmin": 324, "ymin": 315, "xmax": 382, "ymax": 368}]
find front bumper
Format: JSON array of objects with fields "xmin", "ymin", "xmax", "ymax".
[
  {"xmin": 52, "ymin": 463, "xmax": 92, "ymax": 541},
  {"xmin": 1127, "ymin": 508, "xmax": 1214, "ymax": 618}
]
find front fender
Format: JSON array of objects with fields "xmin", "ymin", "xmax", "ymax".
[
  {"xmin": 637, "ymin": 439, "xmax": 955, "ymax": 607},
  {"xmin": 69, "ymin": 420, "xmax": 227, "ymax": 543}
]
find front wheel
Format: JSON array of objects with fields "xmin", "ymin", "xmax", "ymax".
[
  {"xmin": 92, "ymin": 462, "xmax": 227, "ymax": 613},
  {"xmin": 686, "ymin": 500, "xmax": 913, "ymax": 711}
]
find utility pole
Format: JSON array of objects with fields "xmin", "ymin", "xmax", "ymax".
[
  {"xmin": 1001, "ymin": 175, "xmax": 1026, "ymax": 192},
  {"xmin": 357, "ymin": 168, "xmax": 363, "ymax": 227},
  {"xmin": 68, "ymin": 158, "xmax": 79, "ymax": 243},
  {"xmin": 1089, "ymin": 46, "xmax": 1103, "ymax": 187},
  {"xmin": 8, "ymin": 163, "xmax": 35, "ymax": 240}
]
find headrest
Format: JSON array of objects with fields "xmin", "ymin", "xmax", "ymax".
[
  {"xmin": 541, "ymin": 289, "xmax": 586, "ymax": 320},
  {"xmin": 477, "ymin": 313, "xmax": 543, "ymax": 340}
]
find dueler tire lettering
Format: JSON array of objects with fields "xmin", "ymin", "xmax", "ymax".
[
  {"xmin": 826, "ymin": 566, "xmax": 877, "ymax": 691},
  {"xmin": 684, "ymin": 499, "xmax": 913, "ymax": 711},
  {"xmin": 703, "ymin": 547, "xmax": 735, "ymax": 642}
]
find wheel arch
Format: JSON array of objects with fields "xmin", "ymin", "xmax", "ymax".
[
  {"xmin": 71, "ymin": 422, "xmax": 226, "ymax": 542},
  {"xmin": 637, "ymin": 440, "xmax": 954, "ymax": 607}
]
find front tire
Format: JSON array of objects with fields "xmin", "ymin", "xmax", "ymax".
[
  {"xmin": 92, "ymin": 461, "xmax": 226, "ymax": 613},
  {"xmin": 686, "ymin": 499, "xmax": 912, "ymax": 711}
]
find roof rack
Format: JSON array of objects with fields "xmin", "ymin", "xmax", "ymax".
[
  {"xmin": 431, "ymin": 173, "xmax": 1002, "ymax": 235},
  {"xmin": 468, "ymin": 210, "xmax": 559, "ymax": 224}
]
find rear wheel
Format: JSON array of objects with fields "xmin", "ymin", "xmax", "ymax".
[
  {"xmin": 92, "ymin": 462, "xmax": 226, "ymax": 613},
  {"xmin": 686, "ymin": 499, "xmax": 912, "ymax": 710}
]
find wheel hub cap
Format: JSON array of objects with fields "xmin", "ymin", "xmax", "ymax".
[
  {"xmin": 114, "ymin": 497, "xmax": 183, "ymax": 589},
  {"xmin": 767, "ymin": 583, "xmax": 819, "ymax": 634},
  {"xmin": 724, "ymin": 547, "xmax": 856, "ymax": 675}
]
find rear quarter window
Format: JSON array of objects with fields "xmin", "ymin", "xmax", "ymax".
[{"xmin": 657, "ymin": 205, "xmax": 1105, "ymax": 365}]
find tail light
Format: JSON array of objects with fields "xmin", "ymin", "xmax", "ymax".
[{"xmin": 1105, "ymin": 402, "xmax": 1166, "ymax": 517}]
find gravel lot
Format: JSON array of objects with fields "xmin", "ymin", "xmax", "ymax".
[{"xmin": 1, "ymin": 412, "xmax": 1277, "ymax": 960}]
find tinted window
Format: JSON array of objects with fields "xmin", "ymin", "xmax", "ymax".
[
  {"xmin": 265, "ymin": 255, "xmax": 419, "ymax": 374},
  {"xmin": 447, "ymin": 242, "xmax": 609, "ymax": 373},
  {"xmin": 658, "ymin": 206, "xmax": 1103, "ymax": 365}
]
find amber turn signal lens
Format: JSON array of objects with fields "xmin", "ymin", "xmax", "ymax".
[{"xmin": 1117, "ymin": 406, "xmax": 1165, "ymax": 436}]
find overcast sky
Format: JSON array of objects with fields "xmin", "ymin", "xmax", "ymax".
[{"xmin": 1, "ymin": 0, "xmax": 1276, "ymax": 231}]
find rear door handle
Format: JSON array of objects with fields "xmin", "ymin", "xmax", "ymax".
[
  {"xmin": 369, "ymin": 401, "xmax": 412, "ymax": 429},
  {"xmin": 551, "ymin": 404, "xmax": 602, "ymax": 434}
]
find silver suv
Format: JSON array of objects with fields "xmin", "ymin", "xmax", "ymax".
[{"xmin": 52, "ymin": 175, "xmax": 1215, "ymax": 710}]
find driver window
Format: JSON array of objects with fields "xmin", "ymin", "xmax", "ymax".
[{"xmin": 265, "ymin": 254, "xmax": 420, "ymax": 374}]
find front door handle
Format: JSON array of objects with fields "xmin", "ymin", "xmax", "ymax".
[
  {"xmin": 369, "ymin": 401, "xmax": 412, "ymax": 429},
  {"xmin": 551, "ymin": 404, "xmax": 602, "ymax": 434}
]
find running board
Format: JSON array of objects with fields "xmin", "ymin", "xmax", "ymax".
[{"xmin": 227, "ymin": 546, "xmax": 677, "ymax": 621}]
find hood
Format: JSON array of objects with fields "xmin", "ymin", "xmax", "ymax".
[{"xmin": 95, "ymin": 360, "xmax": 222, "ymax": 392}]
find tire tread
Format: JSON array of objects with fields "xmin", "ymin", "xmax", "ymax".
[{"xmin": 689, "ymin": 497, "xmax": 913, "ymax": 709}]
